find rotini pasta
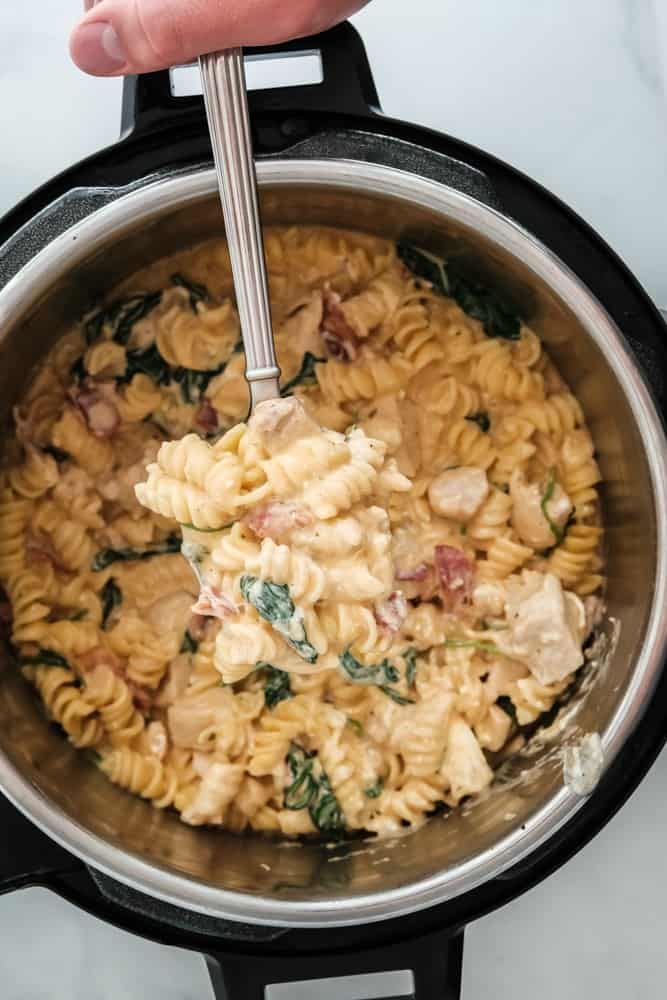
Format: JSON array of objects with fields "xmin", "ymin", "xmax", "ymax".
[{"xmin": 4, "ymin": 225, "xmax": 604, "ymax": 840}]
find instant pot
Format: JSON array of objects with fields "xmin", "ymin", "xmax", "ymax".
[{"xmin": 1, "ymin": 24, "xmax": 666, "ymax": 999}]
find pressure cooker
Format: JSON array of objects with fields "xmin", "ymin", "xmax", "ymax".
[{"xmin": 0, "ymin": 23, "xmax": 666, "ymax": 999}]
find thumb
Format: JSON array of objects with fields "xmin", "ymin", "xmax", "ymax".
[{"xmin": 70, "ymin": 0, "xmax": 368, "ymax": 77}]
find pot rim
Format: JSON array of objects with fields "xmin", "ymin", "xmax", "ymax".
[{"xmin": 0, "ymin": 160, "xmax": 665, "ymax": 927}]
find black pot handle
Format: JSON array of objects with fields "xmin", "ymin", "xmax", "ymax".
[
  {"xmin": 206, "ymin": 929, "xmax": 464, "ymax": 1000},
  {"xmin": 121, "ymin": 21, "xmax": 380, "ymax": 141},
  {"xmin": 0, "ymin": 792, "xmax": 84, "ymax": 894}
]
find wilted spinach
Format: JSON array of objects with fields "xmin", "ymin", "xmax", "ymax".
[
  {"xmin": 99, "ymin": 578, "xmax": 122, "ymax": 630},
  {"xmin": 91, "ymin": 534, "xmax": 180, "ymax": 572},
  {"xmin": 340, "ymin": 649, "xmax": 399, "ymax": 686},
  {"xmin": 21, "ymin": 648, "xmax": 70, "ymax": 669},
  {"xmin": 403, "ymin": 647, "xmax": 419, "ymax": 688},
  {"xmin": 85, "ymin": 292, "xmax": 162, "ymax": 347},
  {"xmin": 119, "ymin": 343, "xmax": 172, "ymax": 387},
  {"xmin": 496, "ymin": 695, "xmax": 518, "ymax": 724},
  {"xmin": 443, "ymin": 638, "xmax": 504, "ymax": 656},
  {"xmin": 397, "ymin": 242, "xmax": 521, "ymax": 341},
  {"xmin": 171, "ymin": 273, "xmax": 209, "ymax": 312},
  {"xmin": 119, "ymin": 340, "xmax": 224, "ymax": 405},
  {"xmin": 43, "ymin": 445, "xmax": 70, "ymax": 463},
  {"xmin": 259, "ymin": 663, "xmax": 292, "ymax": 708},
  {"xmin": 339, "ymin": 650, "xmax": 414, "ymax": 705},
  {"xmin": 465, "ymin": 411, "xmax": 491, "ymax": 433},
  {"xmin": 240, "ymin": 576, "xmax": 318, "ymax": 663},
  {"xmin": 346, "ymin": 717, "xmax": 364, "ymax": 736},
  {"xmin": 180, "ymin": 630, "xmax": 199, "ymax": 655},
  {"xmin": 172, "ymin": 362, "xmax": 225, "ymax": 404},
  {"xmin": 364, "ymin": 779, "xmax": 385, "ymax": 799},
  {"xmin": 378, "ymin": 686, "xmax": 416, "ymax": 706},
  {"xmin": 540, "ymin": 469, "xmax": 566, "ymax": 545},
  {"xmin": 284, "ymin": 743, "xmax": 344, "ymax": 836},
  {"xmin": 280, "ymin": 352, "xmax": 326, "ymax": 397}
]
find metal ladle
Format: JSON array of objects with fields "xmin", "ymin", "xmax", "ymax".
[{"xmin": 199, "ymin": 49, "xmax": 281, "ymax": 411}]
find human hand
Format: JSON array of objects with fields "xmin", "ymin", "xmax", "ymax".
[{"xmin": 70, "ymin": 0, "xmax": 369, "ymax": 77}]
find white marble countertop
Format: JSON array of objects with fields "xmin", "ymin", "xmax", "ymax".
[{"xmin": 1, "ymin": 1, "xmax": 666, "ymax": 997}]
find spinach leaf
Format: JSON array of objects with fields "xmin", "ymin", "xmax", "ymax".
[
  {"xmin": 85, "ymin": 292, "xmax": 162, "ymax": 347},
  {"xmin": 448, "ymin": 263, "xmax": 521, "ymax": 341},
  {"xmin": 397, "ymin": 241, "xmax": 449, "ymax": 294},
  {"xmin": 339, "ymin": 649, "xmax": 399, "ymax": 686},
  {"xmin": 398, "ymin": 242, "xmax": 521, "ymax": 341},
  {"xmin": 497, "ymin": 695, "xmax": 518, "ymax": 724},
  {"xmin": 65, "ymin": 609, "xmax": 88, "ymax": 622},
  {"xmin": 43, "ymin": 445, "xmax": 70, "ymax": 463},
  {"xmin": 172, "ymin": 362, "xmax": 225, "ymax": 404},
  {"xmin": 179, "ymin": 521, "xmax": 236, "ymax": 533},
  {"xmin": 180, "ymin": 630, "xmax": 199, "ymax": 655},
  {"xmin": 99, "ymin": 578, "xmax": 122, "ymax": 630},
  {"xmin": 118, "ymin": 335, "xmax": 224, "ymax": 404},
  {"xmin": 465, "ymin": 411, "xmax": 491, "ymax": 433},
  {"xmin": 119, "ymin": 343, "xmax": 172, "ymax": 387},
  {"xmin": 340, "ymin": 650, "xmax": 413, "ymax": 705},
  {"xmin": 21, "ymin": 648, "xmax": 70, "ymax": 668},
  {"xmin": 91, "ymin": 534, "xmax": 180, "ymax": 572},
  {"xmin": 283, "ymin": 744, "xmax": 344, "ymax": 836},
  {"xmin": 443, "ymin": 638, "xmax": 504, "ymax": 656},
  {"xmin": 70, "ymin": 356, "xmax": 87, "ymax": 383},
  {"xmin": 284, "ymin": 744, "xmax": 317, "ymax": 810},
  {"xmin": 171, "ymin": 273, "xmax": 209, "ymax": 312},
  {"xmin": 346, "ymin": 717, "xmax": 364, "ymax": 736},
  {"xmin": 540, "ymin": 468, "xmax": 566, "ymax": 545},
  {"xmin": 260, "ymin": 663, "xmax": 292, "ymax": 709},
  {"xmin": 378, "ymin": 685, "xmax": 416, "ymax": 706},
  {"xmin": 404, "ymin": 647, "xmax": 419, "ymax": 688},
  {"xmin": 240, "ymin": 576, "xmax": 318, "ymax": 663},
  {"xmin": 310, "ymin": 773, "xmax": 345, "ymax": 836},
  {"xmin": 280, "ymin": 352, "xmax": 326, "ymax": 397},
  {"xmin": 364, "ymin": 778, "xmax": 384, "ymax": 799}
]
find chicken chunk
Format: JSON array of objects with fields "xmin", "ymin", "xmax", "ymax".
[
  {"xmin": 510, "ymin": 470, "xmax": 572, "ymax": 549},
  {"xmin": 502, "ymin": 572, "xmax": 585, "ymax": 685},
  {"xmin": 428, "ymin": 467, "xmax": 489, "ymax": 521}
]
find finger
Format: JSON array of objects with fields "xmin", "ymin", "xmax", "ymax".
[{"xmin": 70, "ymin": 0, "xmax": 369, "ymax": 77}]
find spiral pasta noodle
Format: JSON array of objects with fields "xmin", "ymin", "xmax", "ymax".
[
  {"xmin": 28, "ymin": 666, "xmax": 104, "ymax": 748},
  {"xmin": 3, "ymin": 224, "xmax": 605, "ymax": 840}
]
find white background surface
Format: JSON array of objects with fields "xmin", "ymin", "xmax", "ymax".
[{"xmin": 1, "ymin": 1, "xmax": 666, "ymax": 997}]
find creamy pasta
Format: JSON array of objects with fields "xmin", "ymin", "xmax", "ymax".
[{"xmin": 1, "ymin": 227, "xmax": 604, "ymax": 837}]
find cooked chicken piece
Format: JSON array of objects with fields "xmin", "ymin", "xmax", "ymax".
[
  {"xmin": 428, "ymin": 467, "xmax": 489, "ymax": 521},
  {"xmin": 510, "ymin": 470, "xmax": 572, "ymax": 549},
  {"xmin": 502, "ymin": 571, "xmax": 585, "ymax": 684}
]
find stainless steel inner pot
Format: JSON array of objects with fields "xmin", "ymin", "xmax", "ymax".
[{"xmin": 0, "ymin": 161, "xmax": 665, "ymax": 927}]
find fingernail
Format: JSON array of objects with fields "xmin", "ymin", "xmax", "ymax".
[{"xmin": 74, "ymin": 21, "xmax": 126, "ymax": 74}]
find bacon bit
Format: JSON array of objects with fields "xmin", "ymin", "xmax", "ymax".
[
  {"xmin": 79, "ymin": 646, "xmax": 125, "ymax": 675},
  {"xmin": 195, "ymin": 399, "xmax": 219, "ymax": 435},
  {"xmin": 187, "ymin": 613, "xmax": 209, "ymax": 641},
  {"xmin": 243, "ymin": 501, "xmax": 313, "ymax": 541},
  {"xmin": 374, "ymin": 591, "xmax": 409, "ymax": 635},
  {"xmin": 395, "ymin": 563, "xmax": 431, "ymax": 582},
  {"xmin": 191, "ymin": 584, "xmax": 238, "ymax": 621},
  {"xmin": 434, "ymin": 545, "xmax": 474, "ymax": 613},
  {"xmin": 76, "ymin": 391, "xmax": 120, "ymax": 438},
  {"xmin": 320, "ymin": 290, "xmax": 360, "ymax": 361}
]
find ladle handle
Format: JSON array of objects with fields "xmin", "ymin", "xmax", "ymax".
[{"xmin": 199, "ymin": 49, "xmax": 280, "ymax": 408}]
